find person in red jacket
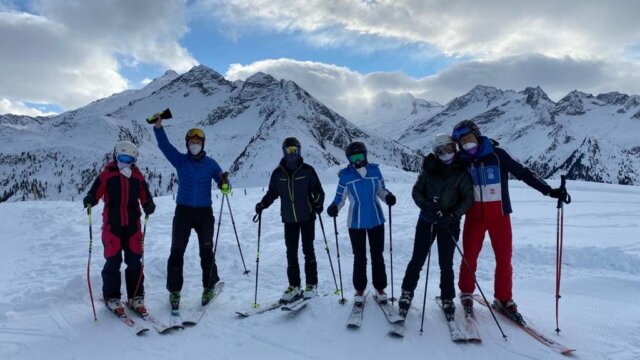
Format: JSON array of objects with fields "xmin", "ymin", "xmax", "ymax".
[
  {"xmin": 452, "ymin": 120, "xmax": 567, "ymax": 322},
  {"xmin": 83, "ymin": 141, "xmax": 155, "ymax": 317}
]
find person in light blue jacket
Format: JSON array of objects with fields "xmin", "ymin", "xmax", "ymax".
[
  {"xmin": 327, "ymin": 142, "xmax": 396, "ymax": 307},
  {"xmin": 152, "ymin": 115, "xmax": 229, "ymax": 309}
]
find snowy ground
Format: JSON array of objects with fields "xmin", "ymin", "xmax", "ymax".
[{"xmin": 1, "ymin": 177, "xmax": 639, "ymax": 360}]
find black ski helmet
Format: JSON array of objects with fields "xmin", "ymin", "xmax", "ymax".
[
  {"xmin": 345, "ymin": 141, "xmax": 367, "ymax": 157},
  {"xmin": 452, "ymin": 120, "xmax": 481, "ymax": 141},
  {"xmin": 282, "ymin": 137, "xmax": 301, "ymax": 148}
]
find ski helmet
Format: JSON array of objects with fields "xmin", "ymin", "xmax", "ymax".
[
  {"xmin": 185, "ymin": 128, "xmax": 205, "ymax": 142},
  {"xmin": 345, "ymin": 141, "xmax": 368, "ymax": 168},
  {"xmin": 282, "ymin": 137, "xmax": 301, "ymax": 148},
  {"xmin": 451, "ymin": 120, "xmax": 481, "ymax": 141},
  {"xmin": 113, "ymin": 141, "xmax": 139, "ymax": 164}
]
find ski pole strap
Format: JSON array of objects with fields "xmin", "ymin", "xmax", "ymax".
[
  {"xmin": 252, "ymin": 213, "xmax": 260, "ymax": 223},
  {"xmin": 557, "ymin": 175, "xmax": 571, "ymax": 208}
]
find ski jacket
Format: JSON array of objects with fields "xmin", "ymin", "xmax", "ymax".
[
  {"xmin": 412, "ymin": 153, "xmax": 474, "ymax": 220},
  {"xmin": 154, "ymin": 126, "xmax": 223, "ymax": 207},
  {"xmin": 458, "ymin": 136, "xmax": 552, "ymax": 219},
  {"xmin": 260, "ymin": 158, "xmax": 325, "ymax": 223},
  {"xmin": 331, "ymin": 163, "xmax": 391, "ymax": 229},
  {"xmin": 86, "ymin": 161, "xmax": 153, "ymax": 229}
]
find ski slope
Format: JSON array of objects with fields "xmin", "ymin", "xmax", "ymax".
[{"xmin": 1, "ymin": 176, "xmax": 639, "ymax": 360}]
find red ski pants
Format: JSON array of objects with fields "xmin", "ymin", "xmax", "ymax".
[{"xmin": 458, "ymin": 214, "xmax": 513, "ymax": 301}]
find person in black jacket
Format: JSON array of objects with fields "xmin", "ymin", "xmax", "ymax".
[
  {"xmin": 255, "ymin": 137, "xmax": 325, "ymax": 304},
  {"xmin": 398, "ymin": 134, "xmax": 474, "ymax": 320}
]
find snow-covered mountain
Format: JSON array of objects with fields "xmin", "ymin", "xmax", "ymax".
[
  {"xmin": 0, "ymin": 65, "xmax": 420, "ymax": 202},
  {"xmin": 398, "ymin": 85, "xmax": 640, "ymax": 185}
]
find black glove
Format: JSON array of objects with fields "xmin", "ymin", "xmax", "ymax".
[
  {"xmin": 83, "ymin": 194, "xmax": 96, "ymax": 209},
  {"xmin": 385, "ymin": 193, "xmax": 396, "ymax": 206},
  {"xmin": 435, "ymin": 212, "xmax": 455, "ymax": 228},
  {"xmin": 547, "ymin": 187, "xmax": 567, "ymax": 200},
  {"xmin": 255, "ymin": 202, "xmax": 266, "ymax": 214},
  {"xmin": 327, "ymin": 203, "xmax": 339, "ymax": 217},
  {"xmin": 422, "ymin": 201, "xmax": 441, "ymax": 223},
  {"xmin": 143, "ymin": 201, "xmax": 156, "ymax": 216},
  {"xmin": 313, "ymin": 202, "xmax": 323, "ymax": 214}
]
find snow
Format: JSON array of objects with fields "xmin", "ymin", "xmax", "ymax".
[{"xmin": 1, "ymin": 179, "xmax": 639, "ymax": 360}]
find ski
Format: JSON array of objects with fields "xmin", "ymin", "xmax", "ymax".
[
  {"xmin": 169, "ymin": 309, "xmax": 185, "ymax": 330},
  {"xmin": 473, "ymin": 294, "xmax": 574, "ymax": 355},
  {"xmin": 182, "ymin": 281, "xmax": 225, "ymax": 326},
  {"xmin": 106, "ymin": 307, "xmax": 149, "ymax": 336},
  {"xmin": 236, "ymin": 301, "xmax": 282, "ymax": 317},
  {"xmin": 389, "ymin": 321, "xmax": 405, "ymax": 337},
  {"xmin": 373, "ymin": 295, "xmax": 404, "ymax": 324},
  {"xmin": 127, "ymin": 306, "xmax": 172, "ymax": 334},
  {"xmin": 435, "ymin": 296, "xmax": 467, "ymax": 343},
  {"xmin": 281, "ymin": 297, "xmax": 309, "ymax": 313},
  {"xmin": 462, "ymin": 311, "xmax": 482, "ymax": 343},
  {"xmin": 346, "ymin": 292, "xmax": 368, "ymax": 328}
]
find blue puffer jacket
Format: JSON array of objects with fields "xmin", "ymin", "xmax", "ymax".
[
  {"xmin": 154, "ymin": 126, "xmax": 223, "ymax": 207},
  {"xmin": 331, "ymin": 163, "xmax": 391, "ymax": 229}
]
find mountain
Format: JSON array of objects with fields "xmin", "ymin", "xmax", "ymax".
[
  {"xmin": 398, "ymin": 85, "xmax": 640, "ymax": 185},
  {"xmin": 0, "ymin": 65, "xmax": 420, "ymax": 202}
]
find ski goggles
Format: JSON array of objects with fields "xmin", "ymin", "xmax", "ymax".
[
  {"xmin": 283, "ymin": 145, "xmax": 300, "ymax": 155},
  {"xmin": 348, "ymin": 153, "xmax": 366, "ymax": 163},
  {"xmin": 452, "ymin": 126, "xmax": 472, "ymax": 141},
  {"xmin": 435, "ymin": 143, "xmax": 456, "ymax": 156},
  {"xmin": 116, "ymin": 154, "xmax": 137, "ymax": 164},
  {"xmin": 186, "ymin": 128, "xmax": 205, "ymax": 140}
]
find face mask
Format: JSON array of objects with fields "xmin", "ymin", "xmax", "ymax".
[
  {"xmin": 438, "ymin": 152, "xmax": 455, "ymax": 164},
  {"xmin": 189, "ymin": 143, "xmax": 202, "ymax": 155},
  {"xmin": 117, "ymin": 162, "xmax": 132, "ymax": 178},
  {"xmin": 462, "ymin": 142, "xmax": 478, "ymax": 155}
]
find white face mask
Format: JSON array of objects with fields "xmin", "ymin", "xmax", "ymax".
[
  {"xmin": 117, "ymin": 162, "xmax": 132, "ymax": 178},
  {"xmin": 189, "ymin": 143, "xmax": 202, "ymax": 155},
  {"xmin": 438, "ymin": 152, "xmax": 455, "ymax": 164}
]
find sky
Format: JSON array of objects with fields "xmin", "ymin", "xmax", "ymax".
[{"xmin": 2, "ymin": 0, "xmax": 640, "ymax": 117}]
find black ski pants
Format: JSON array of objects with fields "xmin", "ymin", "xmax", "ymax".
[
  {"xmin": 401, "ymin": 218, "xmax": 460, "ymax": 300},
  {"xmin": 102, "ymin": 224, "xmax": 143, "ymax": 300},
  {"xmin": 349, "ymin": 224, "xmax": 387, "ymax": 292},
  {"xmin": 284, "ymin": 219, "xmax": 318, "ymax": 288},
  {"xmin": 166, "ymin": 204, "xmax": 219, "ymax": 293}
]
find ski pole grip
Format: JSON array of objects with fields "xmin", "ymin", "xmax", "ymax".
[
  {"xmin": 146, "ymin": 108, "xmax": 173, "ymax": 124},
  {"xmin": 558, "ymin": 175, "xmax": 571, "ymax": 206}
]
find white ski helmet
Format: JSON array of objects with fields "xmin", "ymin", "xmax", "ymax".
[
  {"xmin": 113, "ymin": 141, "xmax": 139, "ymax": 161},
  {"xmin": 432, "ymin": 133, "xmax": 455, "ymax": 153}
]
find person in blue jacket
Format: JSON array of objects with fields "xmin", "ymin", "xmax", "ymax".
[
  {"xmin": 327, "ymin": 142, "xmax": 396, "ymax": 307},
  {"xmin": 152, "ymin": 115, "xmax": 230, "ymax": 309}
]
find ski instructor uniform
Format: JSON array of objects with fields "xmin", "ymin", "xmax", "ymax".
[{"xmin": 152, "ymin": 115, "xmax": 228, "ymax": 307}]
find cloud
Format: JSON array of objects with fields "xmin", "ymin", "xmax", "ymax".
[
  {"xmin": 226, "ymin": 56, "xmax": 640, "ymax": 121},
  {"xmin": 0, "ymin": 0, "xmax": 196, "ymax": 110},
  {"xmin": 199, "ymin": 0, "xmax": 640, "ymax": 62},
  {"xmin": 0, "ymin": 98, "xmax": 56, "ymax": 116}
]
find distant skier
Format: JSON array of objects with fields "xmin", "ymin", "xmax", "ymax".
[
  {"xmin": 151, "ymin": 114, "xmax": 229, "ymax": 308},
  {"xmin": 327, "ymin": 142, "xmax": 396, "ymax": 306},
  {"xmin": 83, "ymin": 141, "xmax": 155, "ymax": 317},
  {"xmin": 254, "ymin": 137, "xmax": 325, "ymax": 303},
  {"xmin": 451, "ymin": 120, "xmax": 569, "ymax": 321},
  {"xmin": 398, "ymin": 134, "xmax": 474, "ymax": 319}
]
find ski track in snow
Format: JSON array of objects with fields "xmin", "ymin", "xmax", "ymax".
[{"xmin": 0, "ymin": 180, "xmax": 639, "ymax": 359}]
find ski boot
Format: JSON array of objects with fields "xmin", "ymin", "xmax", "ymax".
[
  {"xmin": 495, "ymin": 299, "xmax": 525, "ymax": 325},
  {"xmin": 303, "ymin": 284, "xmax": 318, "ymax": 300},
  {"xmin": 398, "ymin": 290, "xmax": 413, "ymax": 318},
  {"xmin": 460, "ymin": 293, "xmax": 474, "ymax": 317},
  {"xmin": 202, "ymin": 287, "xmax": 215, "ymax": 306},
  {"xmin": 129, "ymin": 296, "xmax": 148, "ymax": 316},
  {"xmin": 279, "ymin": 286, "xmax": 302, "ymax": 304},
  {"xmin": 441, "ymin": 298, "xmax": 456, "ymax": 321},
  {"xmin": 169, "ymin": 291, "xmax": 181, "ymax": 311},
  {"xmin": 373, "ymin": 288, "xmax": 388, "ymax": 305},
  {"xmin": 106, "ymin": 298, "xmax": 125, "ymax": 317}
]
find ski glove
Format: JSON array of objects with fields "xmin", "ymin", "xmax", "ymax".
[
  {"xmin": 313, "ymin": 202, "xmax": 323, "ymax": 214},
  {"xmin": 422, "ymin": 202, "xmax": 442, "ymax": 223},
  {"xmin": 385, "ymin": 193, "xmax": 396, "ymax": 206},
  {"xmin": 327, "ymin": 203, "xmax": 339, "ymax": 218},
  {"xmin": 220, "ymin": 183, "xmax": 232, "ymax": 195},
  {"xmin": 143, "ymin": 201, "xmax": 156, "ymax": 216},
  {"xmin": 547, "ymin": 187, "xmax": 568, "ymax": 201},
  {"xmin": 435, "ymin": 212, "xmax": 455, "ymax": 228},
  {"xmin": 255, "ymin": 202, "xmax": 266, "ymax": 214},
  {"xmin": 83, "ymin": 194, "xmax": 96, "ymax": 209}
]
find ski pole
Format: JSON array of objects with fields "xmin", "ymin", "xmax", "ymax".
[
  {"xmin": 212, "ymin": 190, "xmax": 225, "ymax": 257},
  {"xmin": 555, "ymin": 175, "xmax": 571, "ymax": 334},
  {"xmin": 419, "ymin": 224, "xmax": 434, "ymax": 335},
  {"xmin": 388, "ymin": 204, "xmax": 395, "ymax": 304},
  {"xmin": 225, "ymin": 195, "xmax": 250, "ymax": 275},
  {"xmin": 130, "ymin": 215, "xmax": 149, "ymax": 307},
  {"xmin": 86, "ymin": 207, "xmax": 97, "ymax": 321},
  {"xmin": 252, "ymin": 213, "xmax": 262, "ymax": 308},
  {"xmin": 318, "ymin": 215, "xmax": 339, "ymax": 295},
  {"xmin": 333, "ymin": 217, "xmax": 347, "ymax": 304},
  {"xmin": 447, "ymin": 227, "xmax": 508, "ymax": 340}
]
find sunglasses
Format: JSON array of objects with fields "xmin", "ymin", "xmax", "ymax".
[
  {"xmin": 349, "ymin": 153, "xmax": 366, "ymax": 163},
  {"xmin": 452, "ymin": 126, "xmax": 472, "ymax": 141},
  {"xmin": 116, "ymin": 154, "xmax": 137, "ymax": 164},
  {"xmin": 435, "ymin": 143, "xmax": 456, "ymax": 156},
  {"xmin": 283, "ymin": 145, "xmax": 300, "ymax": 155},
  {"xmin": 186, "ymin": 128, "xmax": 205, "ymax": 140}
]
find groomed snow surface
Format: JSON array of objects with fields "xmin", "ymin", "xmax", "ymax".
[{"xmin": 1, "ymin": 175, "xmax": 639, "ymax": 360}]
